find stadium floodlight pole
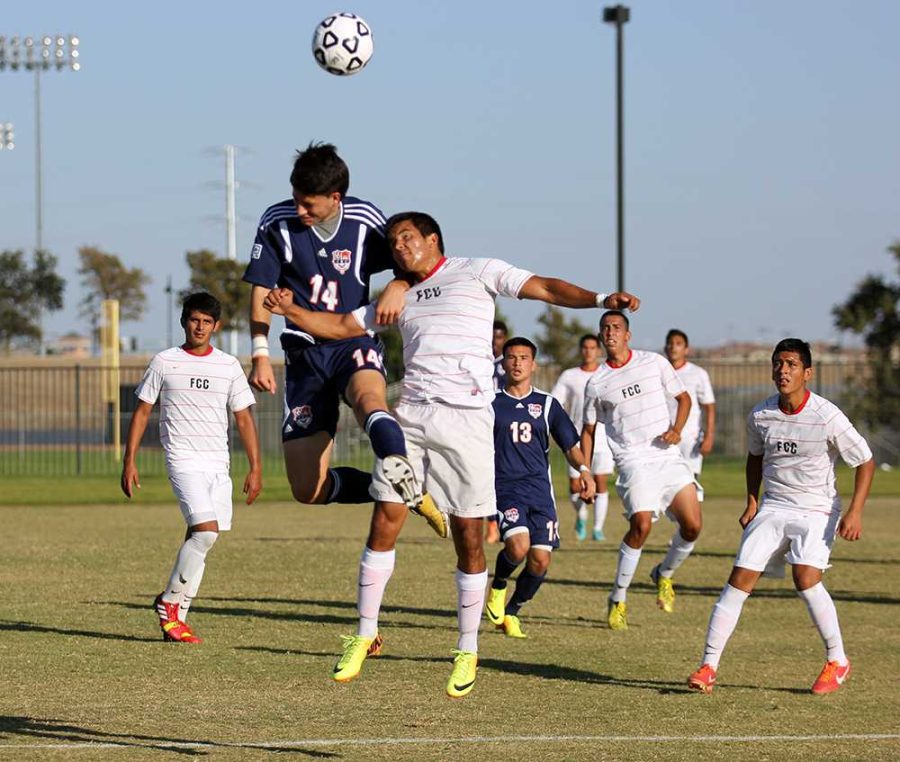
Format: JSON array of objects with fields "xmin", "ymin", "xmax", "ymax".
[
  {"xmin": 0, "ymin": 122, "xmax": 13, "ymax": 149},
  {"xmin": 225, "ymin": 144, "xmax": 238, "ymax": 356},
  {"xmin": 603, "ymin": 5, "xmax": 629, "ymax": 293}
]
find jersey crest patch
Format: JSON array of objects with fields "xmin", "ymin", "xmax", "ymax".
[
  {"xmin": 251, "ymin": 243, "xmax": 262, "ymax": 259},
  {"xmin": 331, "ymin": 249, "xmax": 352, "ymax": 274},
  {"xmin": 503, "ymin": 507, "xmax": 520, "ymax": 523},
  {"xmin": 528, "ymin": 403, "xmax": 543, "ymax": 419},
  {"xmin": 291, "ymin": 405, "xmax": 313, "ymax": 428}
]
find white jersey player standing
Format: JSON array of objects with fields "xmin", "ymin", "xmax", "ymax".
[
  {"xmin": 688, "ymin": 338, "xmax": 874, "ymax": 696},
  {"xmin": 581, "ymin": 311, "xmax": 702, "ymax": 630},
  {"xmin": 552, "ymin": 334, "xmax": 615, "ymax": 541},
  {"xmin": 122, "ymin": 293, "xmax": 262, "ymax": 643},
  {"xmin": 264, "ymin": 211, "xmax": 640, "ymax": 697},
  {"xmin": 665, "ymin": 329, "xmax": 716, "ymax": 498}
]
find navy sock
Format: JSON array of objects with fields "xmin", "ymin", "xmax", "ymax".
[
  {"xmin": 364, "ymin": 411, "xmax": 407, "ymax": 459},
  {"xmin": 507, "ymin": 571, "xmax": 547, "ymax": 616},
  {"xmin": 325, "ymin": 467, "xmax": 372, "ymax": 504},
  {"xmin": 492, "ymin": 550, "xmax": 520, "ymax": 590}
]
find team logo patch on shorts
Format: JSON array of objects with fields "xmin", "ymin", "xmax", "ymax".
[
  {"xmin": 291, "ymin": 405, "xmax": 313, "ymax": 428},
  {"xmin": 527, "ymin": 403, "xmax": 543, "ymax": 419},
  {"xmin": 503, "ymin": 507, "xmax": 520, "ymax": 523},
  {"xmin": 331, "ymin": 249, "xmax": 352, "ymax": 274}
]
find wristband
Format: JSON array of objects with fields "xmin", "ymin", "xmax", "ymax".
[
  {"xmin": 251, "ymin": 335, "xmax": 270, "ymax": 358},
  {"xmin": 579, "ymin": 464, "xmax": 590, "ymax": 473},
  {"xmin": 595, "ymin": 292, "xmax": 609, "ymax": 308}
]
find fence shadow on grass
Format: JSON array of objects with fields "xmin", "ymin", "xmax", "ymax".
[{"xmin": 0, "ymin": 620, "xmax": 159, "ymax": 644}]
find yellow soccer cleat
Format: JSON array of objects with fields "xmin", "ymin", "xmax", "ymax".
[
  {"xmin": 382, "ymin": 455, "xmax": 449, "ymax": 538},
  {"xmin": 501, "ymin": 614, "xmax": 527, "ymax": 639},
  {"xmin": 446, "ymin": 650, "xmax": 478, "ymax": 698},
  {"xmin": 607, "ymin": 599, "xmax": 628, "ymax": 631},
  {"xmin": 650, "ymin": 564, "xmax": 675, "ymax": 614},
  {"xmin": 485, "ymin": 586, "xmax": 506, "ymax": 626},
  {"xmin": 332, "ymin": 633, "xmax": 383, "ymax": 683},
  {"xmin": 413, "ymin": 493, "xmax": 449, "ymax": 539}
]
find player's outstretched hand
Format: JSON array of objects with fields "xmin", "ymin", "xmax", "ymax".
[
  {"xmin": 249, "ymin": 356, "xmax": 277, "ymax": 395},
  {"xmin": 121, "ymin": 463, "xmax": 140, "ymax": 499},
  {"xmin": 263, "ymin": 288, "xmax": 294, "ymax": 316},
  {"xmin": 243, "ymin": 469, "xmax": 262, "ymax": 505},
  {"xmin": 604, "ymin": 291, "xmax": 641, "ymax": 312},
  {"xmin": 375, "ymin": 279, "xmax": 409, "ymax": 325},
  {"xmin": 659, "ymin": 427, "xmax": 681, "ymax": 446},
  {"xmin": 837, "ymin": 510, "xmax": 862, "ymax": 541}
]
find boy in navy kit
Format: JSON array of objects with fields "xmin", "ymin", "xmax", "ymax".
[{"xmin": 485, "ymin": 337, "xmax": 595, "ymax": 638}]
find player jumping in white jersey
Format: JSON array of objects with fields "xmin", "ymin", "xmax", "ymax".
[
  {"xmin": 122, "ymin": 293, "xmax": 262, "ymax": 643},
  {"xmin": 552, "ymin": 334, "xmax": 615, "ymax": 541},
  {"xmin": 581, "ymin": 311, "xmax": 702, "ymax": 630},
  {"xmin": 665, "ymin": 329, "xmax": 716, "ymax": 499},
  {"xmin": 264, "ymin": 211, "xmax": 639, "ymax": 697},
  {"xmin": 688, "ymin": 338, "xmax": 874, "ymax": 696}
]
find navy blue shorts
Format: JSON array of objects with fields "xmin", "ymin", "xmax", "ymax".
[
  {"xmin": 281, "ymin": 335, "xmax": 386, "ymax": 441},
  {"xmin": 495, "ymin": 493, "xmax": 560, "ymax": 549}
]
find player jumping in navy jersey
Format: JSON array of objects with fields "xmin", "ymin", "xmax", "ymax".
[
  {"xmin": 242, "ymin": 143, "xmax": 446, "ymax": 536},
  {"xmin": 485, "ymin": 337, "xmax": 595, "ymax": 638}
]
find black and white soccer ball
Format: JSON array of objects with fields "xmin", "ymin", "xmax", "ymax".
[{"xmin": 312, "ymin": 12, "xmax": 374, "ymax": 76}]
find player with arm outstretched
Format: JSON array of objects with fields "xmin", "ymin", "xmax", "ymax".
[
  {"xmin": 265, "ymin": 211, "xmax": 639, "ymax": 697},
  {"xmin": 121, "ymin": 293, "xmax": 262, "ymax": 643},
  {"xmin": 688, "ymin": 338, "xmax": 874, "ymax": 695},
  {"xmin": 485, "ymin": 337, "xmax": 595, "ymax": 639}
]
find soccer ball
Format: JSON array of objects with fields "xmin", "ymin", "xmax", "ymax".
[{"xmin": 312, "ymin": 13, "xmax": 374, "ymax": 76}]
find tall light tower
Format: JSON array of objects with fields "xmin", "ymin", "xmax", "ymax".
[{"xmin": 603, "ymin": 6, "xmax": 629, "ymax": 293}]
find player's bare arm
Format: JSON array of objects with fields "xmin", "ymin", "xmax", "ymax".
[
  {"xmin": 375, "ymin": 277, "xmax": 411, "ymax": 326},
  {"xmin": 121, "ymin": 400, "xmax": 154, "ymax": 498},
  {"xmin": 838, "ymin": 457, "xmax": 875, "ymax": 541},
  {"xmin": 518, "ymin": 276, "xmax": 641, "ymax": 312},
  {"xmin": 741, "ymin": 452, "xmax": 764, "ymax": 528},
  {"xmin": 263, "ymin": 288, "xmax": 365, "ymax": 340},
  {"xmin": 580, "ymin": 423, "xmax": 596, "ymax": 472},
  {"xmin": 565, "ymin": 443, "xmax": 596, "ymax": 501},
  {"xmin": 249, "ymin": 285, "xmax": 277, "ymax": 395},
  {"xmin": 700, "ymin": 402, "xmax": 717, "ymax": 456},
  {"xmin": 234, "ymin": 407, "xmax": 263, "ymax": 505},
  {"xmin": 660, "ymin": 390, "xmax": 691, "ymax": 445}
]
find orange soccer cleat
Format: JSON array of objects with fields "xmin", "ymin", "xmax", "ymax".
[
  {"xmin": 811, "ymin": 660, "xmax": 851, "ymax": 695},
  {"xmin": 687, "ymin": 664, "xmax": 717, "ymax": 694},
  {"xmin": 154, "ymin": 593, "xmax": 202, "ymax": 644}
]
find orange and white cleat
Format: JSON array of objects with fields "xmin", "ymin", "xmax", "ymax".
[
  {"xmin": 811, "ymin": 660, "xmax": 850, "ymax": 695},
  {"xmin": 154, "ymin": 593, "xmax": 202, "ymax": 643},
  {"xmin": 687, "ymin": 664, "xmax": 717, "ymax": 694}
]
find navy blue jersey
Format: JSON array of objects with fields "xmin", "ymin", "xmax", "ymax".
[
  {"xmin": 492, "ymin": 357, "xmax": 506, "ymax": 392},
  {"xmin": 493, "ymin": 387, "xmax": 579, "ymax": 502},
  {"xmin": 242, "ymin": 196, "xmax": 393, "ymax": 350}
]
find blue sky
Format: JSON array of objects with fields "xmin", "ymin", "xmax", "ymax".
[{"xmin": 2, "ymin": 0, "xmax": 898, "ymax": 353}]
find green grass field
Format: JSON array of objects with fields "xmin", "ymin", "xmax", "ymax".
[{"xmin": 1, "ymin": 469, "xmax": 898, "ymax": 759}]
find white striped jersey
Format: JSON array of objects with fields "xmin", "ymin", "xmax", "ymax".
[
  {"xmin": 583, "ymin": 350, "xmax": 686, "ymax": 469},
  {"xmin": 667, "ymin": 361, "xmax": 715, "ymax": 447},
  {"xmin": 747, "ymin": 391, "xmax": 872, "ymax": 515},
  {"xmin": 552, "ymin": 365, "xmax": 614, "ymax": 459},
  {"xmin": 135, "ymin": 346, "xmax": 256, "ymax": 474},
  {"xmin": 353, "ymin": 257, "xmax": 534, "ymax": 407}
]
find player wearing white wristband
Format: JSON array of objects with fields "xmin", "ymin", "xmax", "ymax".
[{"xmin": 688, "ymin": 338, "xmax": 874, "ymax": 696}]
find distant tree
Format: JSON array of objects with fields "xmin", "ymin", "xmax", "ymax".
[
  {"xmin": 180, "ymin": 249, "xmax": 249, "ymax": 333},
  {"xmin": 0, "ymin": 249, "xmax": 65, "ymax": 353},
  {"xmin": 832, "ymin": 241, "xmax": 900, "ymax": 427},
  {"xmin": 78, "ymin": 246, "xmax": 150, "ymax": 330},
  {"xmin": 534, "ymin": 305, "xmax": 594, "ymax": 368}
]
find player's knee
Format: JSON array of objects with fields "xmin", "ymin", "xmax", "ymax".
[
  {"xmin": 528, "ymin": 554, "xmax": 550, "ymax": 576},
  {"xmin": 187, "ymin": 530, "xmax": 218, "ymax": 554},
  {"xmin": 680, "ymin": 521, "xmax": 702, "ymax": 542}
]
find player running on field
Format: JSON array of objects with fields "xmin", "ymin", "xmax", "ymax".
[
  {"xmin": 264, "ymin": 211, "xmax": 639, "ymax": 697},
  {"xmin": 121, "ymin": 293, "xmax": 262, "ymax": 643},
  {"xmin": 242, "ymin": 142, "xmax": 445, "ymax": 536},
  {"xmin": 581, "ymin": 311, "xmax": 702, "ymax": 630},
  {"xmin": 664, "ymin": 329, "xmax": 716, "ymax": 500},
  {"xmin": 552, "ymin": 333, "xmax": 615, "ymax": 542},
  {"xmin": 486, "ymin": 337, "xmax": 595, "ymax": 639},
  {"xmin": 688, "ymin": 338, "xmax": 874, "ymax": 696}
]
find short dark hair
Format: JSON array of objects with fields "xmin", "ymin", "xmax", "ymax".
[
  {"xmin": 181, "ymin": 292, "xmax": 221, "ymax": 326},
  {"xmin": 385, "ymin": 211, "xmax": 445, "ymax": 254},
  {"xmin": 772, "ymin": 338, "xmax": 812, "ymax": 368},
  {"xmin": 503, "ymin": 336, "xmax": 537, "ymax": 359},
  {"xmin": 579, "ymin": 333, "xmax": 599, "ymax": 348},
  {"xmin": 493, "ymin": 320, "xmax": 508, "ymax": 335},
  {"xmin": 599, "ymin": 310, "xmax": 630, "ymax": 329},
  {"xmin": 290, "ymin": 142, "xmax": 350, "ymax": 197},
  {"xmin": 666, "ymin": 329, "xmax": 688, "ymax": 346}
]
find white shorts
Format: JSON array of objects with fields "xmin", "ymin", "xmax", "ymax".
[
  {"xmin": 568, "ymin": 433, "xmax": 614, "ymax": 479},
  {"xmin": 169, "ymin": 471, "xmax": 234, "ymax": 531},
  {"xmin": 370, "ymin": 403, "xmax": 496, "ymax": 518},
  {"xmin": 734, "ymin": 507, "xmax": 839, "ymax": 572},
  {"xmin": 679, "ymin": 438, "xmax": 704, "ymax": 475},
  {"xmin": 615, "ymin": 459, "xmax": 695, "ymax": 520}
]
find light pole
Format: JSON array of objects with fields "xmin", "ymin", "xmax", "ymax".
[
  {"xmin": 603, "ymin": 6, "xmax": 629, "ymax": 294},
  {"xmin": 0, "ymin": 122, "xmax": 13, "ymax": 149}
]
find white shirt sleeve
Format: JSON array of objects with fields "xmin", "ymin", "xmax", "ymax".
[
  {"xmin": 825, "ymin": 407, "xmax": 873, "ymax": 468},
  {"xmin": 658, "ymin": 355, "xmax": 687, "ymax": 399},
  {"xmin": 550, "ymin": 374, "xmax": 568, "ymax": 410},
  {"xmin": 583, "ymin": 381, "xmax": 599, "ymax": 425},
  {"xmin": 228, "ymin": 360, "xmax": 257, "ymax": 412},
  {"xmin": 746, "ymin": 411, "xmax": 764, "ymax": 456},
  {"xmin": 351, "ymin": 304, "xmax": 383, "ymax": 333},
  {"xmin": 697, "ymin": 367, "xmax": 716, "ymax": 404},
  {"xmin": 471, "ymin": 258, "xmax": 535, "ymax": 298},
  {"xmin": 135, "ymin": 355, "xmax": 164, "ymax": 405}
]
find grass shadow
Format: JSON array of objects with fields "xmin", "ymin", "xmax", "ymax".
[{"xmin": 0, "ymin": 620, "xmax": 159, "ymax": 644}]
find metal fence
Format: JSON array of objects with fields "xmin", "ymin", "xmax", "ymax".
[{"xmin": 0, "ymin": 358, "xmax": 894, "ymax": 477}]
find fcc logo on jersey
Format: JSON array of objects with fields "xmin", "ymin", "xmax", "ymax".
[
  {"xmin": 331, "ymin": 249, "xmax": 352, "ymax": 274},
  {"xmin": 291, "ymin": 405, "xmax": 313, "ymax": 428},
  {"xmin": 527, "ymin": 403, "xmax": 543, "ymax": 419}
]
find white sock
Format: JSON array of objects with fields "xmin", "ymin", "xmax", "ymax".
[
  {"xmin": 610, "ymin": 543, "xmax": 642, "ymax": 603},
  {"xmin": 456, "ymin": 569, "xmax": 487, "ymax": 653},
  {"xmin": 163, "ymin": 531, "xmax": 217, "ymax": 606},
  {"xmin": 571, "ymin": 493, "xmax": 588, "ymax": 522},
  {"xmin": 357, "ymin": 547, "xmax": 395, "ymax": 638},
  {"xmin": 702, "ymin": 584, "xmax": 749, "ymax": 669},
  {"xmin": 660, "ymin": 530, "xmax": 696, "ymax": 578},
  {"xmin": 593, "ymin": 493, "xmax": 609, "ymax": 530},
  {"xmin": 798, "ymin": 582, "xmax": 847, "ymax": 664},
  {"xmin": 178, "ymin": 562, "xmax": 205, "ymax": 622}
]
